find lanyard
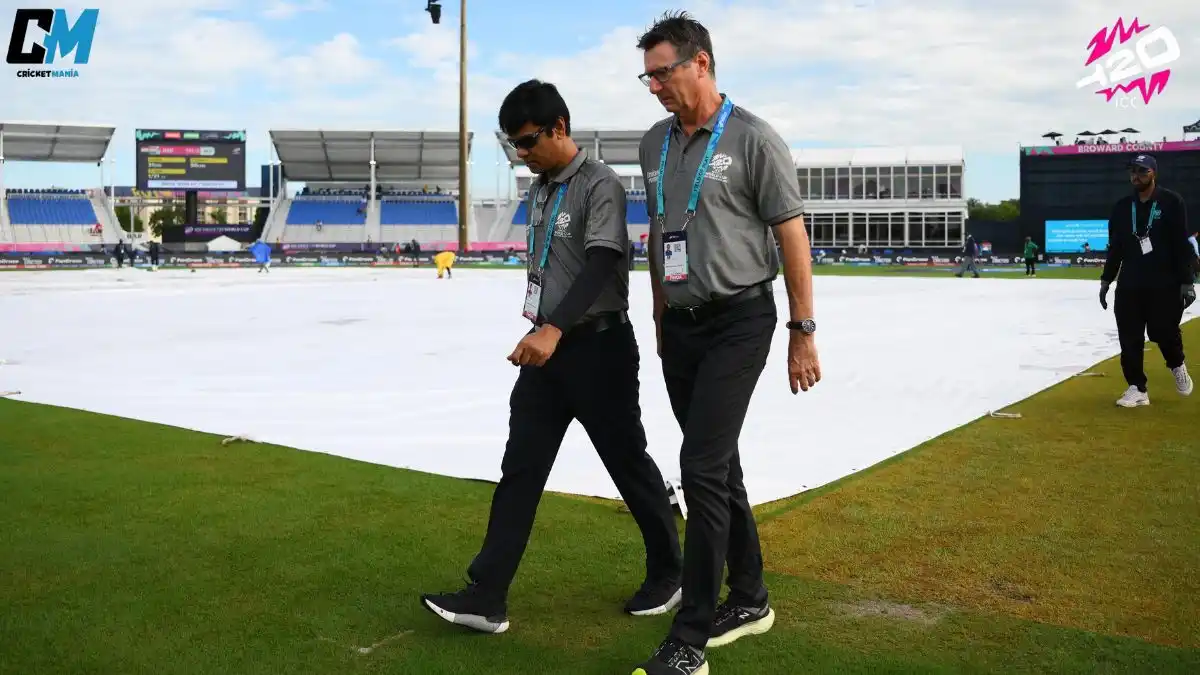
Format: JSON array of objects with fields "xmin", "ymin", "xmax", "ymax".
[
  {"xmin": 527, "ymin": 182, "xmax": 568, "ymax": 273},
  {"xmin": 656, "ymin": 96, "xmax": 734, "ymax": 231},
  {"xmin": 1131, "ymin": 200, "xmax": 1158, "ymax": 237}
]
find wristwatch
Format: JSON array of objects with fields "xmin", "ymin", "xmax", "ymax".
[{"xmin": 786, "ymin": 318, "xmax": 816, "ymax": 334}]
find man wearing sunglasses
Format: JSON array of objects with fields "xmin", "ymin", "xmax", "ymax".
[
  {"xmin": 420, "ymin": 79, "xmax": 683, "ymax": 635},
  {"xmin": 1100, "ymin": 154, "xmax": 1195, "ymax": 408},
  {"xmin": 630, "ymin": 10, "xmax": 820, "ymax": 675}
]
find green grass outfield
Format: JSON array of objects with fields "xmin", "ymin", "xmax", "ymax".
[{"xmin": 2, "ymin": 291, "xmax": 1196, "ymax": 674}]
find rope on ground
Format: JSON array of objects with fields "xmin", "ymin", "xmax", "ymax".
[
  {"xmin": 987, "ymin": 411, "xmax": 1023, "ymax": 419},
  {"xmin": 1073, "ymin": 371, "xmax": 1106, "ymax": 377},
  {"xmin": 221, "ymin": 434, "xmax": 258, "ymax": 446}
]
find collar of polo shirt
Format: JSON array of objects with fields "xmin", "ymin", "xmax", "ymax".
[
  {"xmin": 671, "ymin": 93, "xmax": 730, "ymax": 135},
  {"xmin": 539, "ymin": 147, "xmax": 588, "ymax": 186}
]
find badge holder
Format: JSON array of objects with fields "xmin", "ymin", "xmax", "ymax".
[
  {"xmin": 522, "ymin": 273, "xmax": 544, "ymax": 322},
  {"xmin": 1140, "ymin": 237, "xmax": 1153, "ymax": 255},
  {"xmin": 522, "ymin": 182, "xmax": 568, "ymax": 322},
  {"xmin": 662, "ymin": 230, "xmax": 688, "ymax": 283}
]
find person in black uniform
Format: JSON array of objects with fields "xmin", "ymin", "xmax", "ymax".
[
  {"xmin": 420, "ymin": 79, "xmax": 683, "ymax": 635},
  {"xmin": 1099, "ymin": 154, "xmax": 1196, "ymax": 407}
]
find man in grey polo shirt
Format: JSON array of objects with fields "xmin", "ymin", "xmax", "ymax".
[
  {"xmin": 421, "ymin": 79, "xmax": 683, "ymax": 635},
  {"xmin": 630, "ymin": 12, "xmax": 822, "ymax": 675}
]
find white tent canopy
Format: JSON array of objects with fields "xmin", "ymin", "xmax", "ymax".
[{"xmin": 205, "ymin": 235, "xmax": 242, "ymax": 252}]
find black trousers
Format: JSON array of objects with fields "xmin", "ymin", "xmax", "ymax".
[
  {"xmin": 467, "ymin": 318, "xmax": 681, "ymax": 599},
  {"xmin": 1025, "ymin": 258, "xmax": 1036, "ymax": 275},
  {"xmin": 661, "ymin": 288, "xmax": 776, "ymax": 648},
  {"xmin": 1114, "ymin": 285, "xmax": 1186, "ymax": 390}
]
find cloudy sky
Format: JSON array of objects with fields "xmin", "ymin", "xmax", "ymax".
[{"xmin": 1, "ymin": 0, "xmax": 1197, "ymax": 202}]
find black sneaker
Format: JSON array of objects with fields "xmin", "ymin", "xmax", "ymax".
[
  {"xmin": 420, "ymin": 581, "xmax": 510, "ymax": 634},
  {"xmin": 707, "ymin": 600, "xmax": 775, "ymax": 648},
  {"xmin": 624, "ymin": 578, "xmax": 682, "ymax": 616},
  {"xmin": 631, "ymin": 637, "xmax": 708, "ymax": 675}
]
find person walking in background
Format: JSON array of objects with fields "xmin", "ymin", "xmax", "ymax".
[
  {"xmin": 1023, "ymin": 236, "xmax": 1038, "ymax": 276},
  {"xmin": 420, "ymin": 79, "xmax": 683, "ymax": 636},
  {"xmin": 147, "ymin": 240, "xmax": 160, "ymax": 271},
  {"xmin": 1099, "ymin": 154, "xmax": 1195, "ymax": 407},
  {"xmin": 956, "ymin": 233, "xmax": 980, "ymax": 278},
  {"xmin": 631, "ymin": 11, "xmax": 820, "ymax": 675}
]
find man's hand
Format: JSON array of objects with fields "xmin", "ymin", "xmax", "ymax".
[
  {"xmin": 1182, "ymin": 283, "xmax": 1196, "ymax": 310},
  {"xmin": 788, "ymin": 332, "xmax": 821, "ymax": 394},
  {"xmin": 1100, "ymin": 281, "xmax": 1111, "ymax": 310},
  {"xmin": 508, "ymin": 324, "xmax": 563, "ymax": 367}
]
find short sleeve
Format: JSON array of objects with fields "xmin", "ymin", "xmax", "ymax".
[
  {"xmin": 584, "ymin": 175, "xmax": 628, "ymax": 253},
  {"xmin": 750, "ymin": 127, "xmax": 805, "ymax": 227}
]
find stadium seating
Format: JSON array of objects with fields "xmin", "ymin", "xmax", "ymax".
[
  {"xmin": 380, "ymin": 200, "xmax": 456, "ymax": 225},
  {"xmin": 626, "ymin": 198, "xmax": 649, "ymax": 225},
  {"xmin": 510, "ymin": 200, "xmax": 528, "ymax": 225},
  {"xmin": 5, "ymin": 192, "xmax": 103, "ymax": 245},
  {"xmin": 285, "ymin": 198, "xmax": 366, "ymax": 225},
  {"xmin": 7, "ymin": 194, "xmax": 98, "ymax": 225}
]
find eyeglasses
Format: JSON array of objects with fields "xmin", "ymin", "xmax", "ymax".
[
  {"xmin": 637, "ymin": 56, "xmax": 692, "ymax": 86},
  {"xmin": 505, "ymin": 127, "xmax": 546, "ymax": 151}
]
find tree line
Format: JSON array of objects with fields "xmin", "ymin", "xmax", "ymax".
[{"xmin": 967, "ymin": 198, "xmax": 1019, "ymax": 222}]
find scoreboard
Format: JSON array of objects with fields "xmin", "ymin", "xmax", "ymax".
[
  {"xmin": 136, "ymin": 129, "xmax": 246, "ymax": 191},
  {"xmin": 1019, "ymin": 140, "xmax": 1200, "ymax": 251}
]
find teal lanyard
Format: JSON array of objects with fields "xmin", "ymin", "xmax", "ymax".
[
  {"xmin": 1131, "ymin": 200, "xmax": 1158, "ymax": 237},
  {"xmin": 527, "ymin": 182, "xmax": 568, "ymax": 274},
  {"xmin": 655, "ymin": 96, "xmax": 734, "ymax": 230}
]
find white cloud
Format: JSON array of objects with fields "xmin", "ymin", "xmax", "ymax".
[
  {"xmin": 388, "ymin": 20, "xmax": 479, "ymax": 71},
  {"xmin": 262, "ymin": 0, "xmax": 327, "ymax": 20},
  {"xmin": 278, "ymin": 33, "xmax": 380, "ymax": 83},
  {"xmin": 480, "ymin": 0, "xmax": 1200, "ymax": 150}
]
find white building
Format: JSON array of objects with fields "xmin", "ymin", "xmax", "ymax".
[
  {"xmin": 506, "ymin": 138, "xmax": 968, "ymax": 251},
  {"xmin": 793, "ymin": 146, "xmax": 967, "ymax": 249}
]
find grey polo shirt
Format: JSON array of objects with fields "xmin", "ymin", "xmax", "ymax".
[
  {"xmin": 639, "ymin": 98, "xmax": 805, "ymax": 307},
  {"xmin": 526, "ymin": 148, "xmax": 630, "ymax": 324}
]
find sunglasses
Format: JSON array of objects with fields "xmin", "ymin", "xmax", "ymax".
[{"xmin": 505, "ymin": 126, "xmax": 547, "ymax": 151}]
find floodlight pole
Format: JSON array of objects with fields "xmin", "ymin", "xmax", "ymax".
[{"xmin": 457, "ymin": 0, "xmax": 469, "ymax": 252}]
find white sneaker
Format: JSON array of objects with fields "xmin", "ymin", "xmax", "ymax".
[
  {"xmin": 1173, "ymin": 365, "xmax": 1193, "ymax": 396},
  {"xmin": 1116, "ymin": 386, "xmax": 1150, "ymax": 407}
]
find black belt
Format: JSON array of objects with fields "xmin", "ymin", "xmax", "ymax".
[
  {"xmin": 537, "ymin": 310, "xmax": 629, "ymax": 335},
  {"xmin": 664, "ymin": 283, "xmax": 772, "ymax": 323}
]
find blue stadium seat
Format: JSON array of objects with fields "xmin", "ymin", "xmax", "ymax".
[
  {"xmin": 380, "ymin": 201, "xmax": 456, "ymax": 225},
  {"xmin": 626, "ymin": 198, "xmax": 650, "ymax": 225},
  {"xmin": 511, "ymin": 201, "xmax": 528, "ymax": 225},
  {"xmin": 7, "ymin": 196, "xmax": 98, "ymax": 224},
  {"xmin": 286, "ymin": 199, "xmax": 365, "ymax": 225}
]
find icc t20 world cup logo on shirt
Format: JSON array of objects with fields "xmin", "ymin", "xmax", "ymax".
[{"xmin": 1075, "ymin": 17, "xmax": 1181, "ymax": 107}]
